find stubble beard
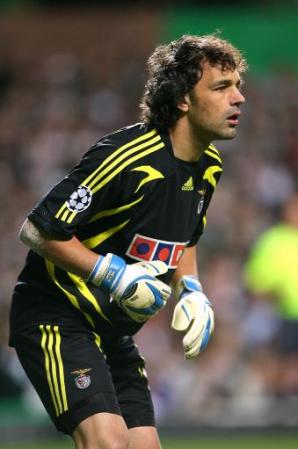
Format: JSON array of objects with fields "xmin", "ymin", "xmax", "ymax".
[
  {"xmin": 219, "ymin": 127, "xmax": 237, "ymax": 140},
  {"xmin": 210, "ymin": 120, "xmax": 238, "ymax": 140}
]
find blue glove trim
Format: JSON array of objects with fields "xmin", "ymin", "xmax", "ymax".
[
  {"xmin": 183, "ymin": 276, "xmax": 202, "ymax": 292},
  {"xmin": 122, "ymin": 282, "xmax": 166, "ymax": 316},
  {"xmin": 146, "ymin": 283, "xmax": 166, "ymax": 310},
  {"xmin": 179, "ymin": 276, "xmax": 202, "ymax": 300},
  {"xmin": 121, "ymin": 275, "xmax": 155, "ymax": 298},
  {"xmin": 124, "ymin": 304, "xmax": 157, "ymax": 316},
  {"xmin": 199, "ymin": 315, "xmax": 212, "ymax": 352},
  {"xmin": 181, "ymin": 303, "xmax": 191, "ymax": 321},
  {"xmin": 101, "ymin": 254, "xmax": 126, "ymax": 291},
  {"xmin": 88, "ymin": 255, "xmax": 105, "ymax": 283}
]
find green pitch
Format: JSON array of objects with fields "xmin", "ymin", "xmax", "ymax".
[{"xmin": 1, "ymin": 434, "xmax": 298, "ymax": 449}]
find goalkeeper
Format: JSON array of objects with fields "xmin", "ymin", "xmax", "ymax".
[{"xmin": 9, "ymin": 34, "xmax": 246, "ymax": 449}]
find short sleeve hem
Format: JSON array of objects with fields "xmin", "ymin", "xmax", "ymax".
[{"xmin": 28, "ymin": 211, "xmax": 74, "ymax": 241}]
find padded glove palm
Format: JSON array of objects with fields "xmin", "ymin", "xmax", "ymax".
[
  {"xmin": 89, "ymin": 253, "xmax": 171, "ymax": 322},
  {"xmin": 171, "ymin": 276, "xmax": 214, "ymax": 359}
]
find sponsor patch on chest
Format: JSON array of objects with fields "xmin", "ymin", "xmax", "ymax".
[{"xmin": 126, "ymin": 234, "xmax": 187, "ymax": 268}]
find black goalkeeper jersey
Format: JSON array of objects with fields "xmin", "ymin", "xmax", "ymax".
[{"xmin": 10, "ymin": 123, "xmax": 223, "ymax": 339}]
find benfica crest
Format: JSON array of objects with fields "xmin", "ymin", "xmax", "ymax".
[{"xmin": 71, "ymin": 368, "xmax": 92, "ymax": 390}]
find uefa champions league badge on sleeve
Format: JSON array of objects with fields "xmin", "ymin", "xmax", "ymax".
[
  {"xmin": 71, "ymin": 368, "xmax": 92, "ymax": 389},
  {"xmin": 66, "ymin": 186, "xmax": 93, "ymax": 213}
]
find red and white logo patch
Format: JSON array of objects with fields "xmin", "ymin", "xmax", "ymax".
[
  {"xmin": 71, "ymin": 368, "xmax": 92, "ymax": 390},
  {"xmin": 126, "ymin": 234, "xmax": 187, "ymax": 268}
]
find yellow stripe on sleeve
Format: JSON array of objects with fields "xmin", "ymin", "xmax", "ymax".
[
  {"xmin": 66, "ymin": 211, "xmax": 77, "ymax": 223},
  {"xmin": 83, "ymin": 129, "xmax": 158, "ymax": 187},
  {"xmin": 55, "ymin": 203, "xmax": 68, "ymax": 219},
  {"xmin": 64, "ymin": 138, "xmax": 164, "ymax": 224},
  {"xmin": 55, "ymin": 130, "xmax": 163, "ymax": 224},
  {"xmin": 61, "ymin": 209, "xmax": 70, "ymax": 222},
  {"xmin": 92, "ymin": 142, "xmax": 165, "ymax": 195},
  {"xmin": 87, "ymin": 135, "xmax": 161, "ymax": 191}
]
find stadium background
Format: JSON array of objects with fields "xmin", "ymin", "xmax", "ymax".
[{"xmin": 0, "ymin": 0, "xmax": 298, "ymax": 447}]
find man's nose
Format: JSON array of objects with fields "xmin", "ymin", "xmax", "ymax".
[{"xmin": 232, "ymin": 89, "xmax": 245, "ymax": 106}]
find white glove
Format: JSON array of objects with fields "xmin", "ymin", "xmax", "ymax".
[
  {"xmin": 88, "ymin": 253, "xmax": 171, "ymax": 322},
  {"xmin": 171, "ymin": 276, "xmax": 214, "ymax": 359}
]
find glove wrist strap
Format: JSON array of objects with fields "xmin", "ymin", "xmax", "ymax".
[
  {"xmin": 88, "ymin": 255, "xmax": 108, "ymax": 286},
  {"xmin": 88, "ymin": 253, "xmax": 126, "ymax": 290},
  {"xmin": 102, "ymin": 253, "xmax": 126, "ymax": 292},
  {"xmin": 176, "ymin": 275, "xmax": 203, "ymax": 300}
]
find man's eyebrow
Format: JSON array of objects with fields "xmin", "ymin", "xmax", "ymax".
[
  {"xmin": 212, "ymin": 78, "xmax": 244, "ymax": 87},
  {"xmin": 212, "ymin": 79, "xmax": 232, "ymax": 87}
]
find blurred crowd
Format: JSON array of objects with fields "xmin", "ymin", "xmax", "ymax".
[{"xmin": 1, "ymin": 12, "xmax": 298, "ymax": 429}]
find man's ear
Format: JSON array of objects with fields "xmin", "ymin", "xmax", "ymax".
[{"xmin": 177, "ymin": 94, "xmax": 190, "ymax": 112}]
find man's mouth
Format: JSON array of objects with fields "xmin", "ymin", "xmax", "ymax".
[{"xmin": 226, "ymin": 112, "xmax": 241, "ymax": 126}]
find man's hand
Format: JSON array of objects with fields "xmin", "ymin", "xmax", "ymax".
[
  {"xmin": 88, "ymin": 253, "xmax": 171, "ymax": 322},
  {"xmin": 171, "ymin": 276, "xmax": 214, "ymax": 359}
]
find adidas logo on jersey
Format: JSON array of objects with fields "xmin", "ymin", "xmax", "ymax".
[{"xmin": 182, "ymin": 176, "xmax": 194, "ymax": 191}]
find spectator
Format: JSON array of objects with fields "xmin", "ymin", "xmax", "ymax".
[{"xmin": 244, "ymin": 192, "xmax": 298, "ymax": 396}]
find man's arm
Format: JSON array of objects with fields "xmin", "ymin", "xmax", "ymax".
[
  {"xmin": 171, "ymin": 245, "xmax": 199, "ymax": 288},
  {"xmin": 20, "ymin": 218, "xmax": 98, "ymax": 279},
  {"xmin": 20, "ymin": 218, "xmax": 171, "ymax": 322}
]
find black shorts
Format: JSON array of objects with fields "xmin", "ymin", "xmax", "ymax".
[{"xmin": 12, "ymin": 324, "xmax": 155, "ymax": 435}]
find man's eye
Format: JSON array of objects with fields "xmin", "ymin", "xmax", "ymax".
[{"xmin": 215, "ymin": 86, "xmax": 226, "ymax": 91}]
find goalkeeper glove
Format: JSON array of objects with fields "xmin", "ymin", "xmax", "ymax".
[
  {"xmin": 171, "ymin": 276, "xmax": 214, "ymax": 359},
  {"xmin": 88, "ymin": 253, "xmax": 171, "ymax": 322}
]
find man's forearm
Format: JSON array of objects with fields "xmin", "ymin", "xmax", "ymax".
[
  {"xmin": 19, "ymin": 218, "xmax": 98, "ymax": 279},
  {"xmin": 171, "ymin": 245, "xmax": 199, "ymax": 288}
]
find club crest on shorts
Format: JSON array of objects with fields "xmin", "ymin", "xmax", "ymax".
[
  {"xmin": 71, "ymin": 368, "xmax": 92, "ymax": 390},
  {"xmin": 66, "ymin": 186, "xmax": 92, "ymax": 213}
]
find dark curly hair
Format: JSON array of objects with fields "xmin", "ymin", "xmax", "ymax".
[{"xmin": 140, "ymin": 34, "xmax": 247, "ymax": 130}]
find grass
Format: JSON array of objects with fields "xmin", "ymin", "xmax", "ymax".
[
  {"xmin": 162, "ymin": 434, "xmax": 298, "ymax": 449},
  {"xmin": 1, "ymin": 433, "xmax": 298, "ymax": 449}
]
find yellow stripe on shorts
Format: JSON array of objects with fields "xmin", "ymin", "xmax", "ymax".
[{"xmin": 39, "ymin": 325, "xmax": 68, "ymax": 416}]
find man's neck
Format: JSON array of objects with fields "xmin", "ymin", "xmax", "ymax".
[{"xmin": 169, "ymin": 120, "xmax": 210, "ymax": 162}]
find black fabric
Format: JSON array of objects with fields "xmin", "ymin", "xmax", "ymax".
[
  {"xmin": 13, "ymin": 325, "xmax": 154, "ymax": 435},
  {"xmin": 58, "ymin": 392, "xmax": 121, "ymax": 435},
  {"xmin": 10, "ymin": 123, "xmax": 222, "ymax": 338},
  {"xmin": 9, "ymin": 122, "xmax": 222, "ymax": 434}
]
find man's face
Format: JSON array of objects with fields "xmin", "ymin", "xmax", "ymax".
[{"xmin": 184, "ymin": 62, "xmax": 245, "ymax": 141}]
